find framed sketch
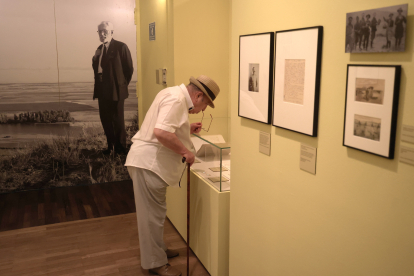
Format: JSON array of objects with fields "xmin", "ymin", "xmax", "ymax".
[
  {"xmin": 239, "ymin": 32, "xmax": 274, "ymax": 124},
  {"xmin": 272, "ymin": 26, "xmax": 323, "ymax": 136},
  {"xmin": 345, "ymin": 4, "xmax": 408, "ymax": 53},
  {"xmin": 343, "ymin": 65, "xmax": 401, "ymax": 159}
]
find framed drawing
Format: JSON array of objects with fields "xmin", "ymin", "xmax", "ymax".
[
  {"xmin": 272, "ymin": 26, "xmax": 323, "ymax": 136},
  {"xmin": 343, "ymin": 65, "xmax": 401, "ymax": 159},
  {"xmin": 239, "ymin": 32, "xmax": 274, "ymax": 124},
  {"xmin": 345, "ymin": 4, "xmax": 408, "ymax": 53}
]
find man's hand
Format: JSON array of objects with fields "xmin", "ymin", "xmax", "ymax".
[
  {"xmin": 182, "ymin": 150, "xmax": 195, "ymax": 166},
  {"xmin": 93, "ymin": 49, "xmax": 101, "ymax": 61},
  {"xmin": 190, "ymin": 122, "xmax": 202, "ymax": 134}
]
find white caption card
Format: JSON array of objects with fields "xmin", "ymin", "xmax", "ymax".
[
  {"xmin": 399, "ymin": 146, "xmax": 414, "ymax": 166},
  {"xmin": 259, "ymin": 131, "xmax": 271, "ymax": 156},
  {"xmin": 401, "ymin": 125, "xmax": 414, "ymax": 144},
  {"xmin": 300, "ymin": 144, "xmax": 317, "ymax": 175}
]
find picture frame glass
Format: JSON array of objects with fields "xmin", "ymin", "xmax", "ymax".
[
  {"xmin": 272, "ymin": 27, "xmax": 323, "ymax": 136},
  {"xmin": 238, "ymin": 33, "xmax": 274, "ymax": 124},
  {"xmin": 343, "ymin": 65, "xmax": 400, "ymax": 158}
]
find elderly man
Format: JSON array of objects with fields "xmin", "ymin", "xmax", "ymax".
[
  {"xmin": 92, "ymin": 21, "xmax": 134, "ymax": 155},
  {"xmin": 125, "ymin": 75, "xmax": 220, "ymax": 276}
]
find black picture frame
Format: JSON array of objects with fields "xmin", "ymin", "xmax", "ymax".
[
  {"xmin": 343, "ymin": 64, "xmax": 401, "ymax": 159},
  {"xmin": 238, "ymin": 32, "xmax": 274, "ymax": 124},
  {"xmin": 272, "ymin": 26, "xmax": 323, "ymax": 137}
]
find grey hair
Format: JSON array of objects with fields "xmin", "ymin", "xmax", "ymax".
[
  {"xmin": 187, "ymin": 83, "xmax": 203, "ymax": 93},
  {"xmin": 98, "ymin": 21, "xmax": 114, "ymax": 31}
]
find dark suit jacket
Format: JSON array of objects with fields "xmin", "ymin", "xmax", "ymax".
[{"xmin": 93, "ymin": 39, "xmax": 134, "ymax": 101}]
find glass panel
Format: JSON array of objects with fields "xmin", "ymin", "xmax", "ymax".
[{"xmin": 191, "ymin": 134, "xmax": 231, "ymax": 192}]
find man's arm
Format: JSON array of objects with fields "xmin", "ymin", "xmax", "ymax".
[
  {"xmin": 154, "ymin": 128, "xmax": 195, "ymax": 165},
  {"xmin": 121, "ymin": 44, "xmax": 134, "ymax": 85},
  {"xmin": 92, "ymin": 48, "xmax": 101, "ymax": 71}
]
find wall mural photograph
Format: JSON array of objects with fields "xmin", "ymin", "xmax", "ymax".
[
  {"xmin": 345, "ymin": 4, "xmax": 408, "ymax": 53},
  {"xmin": 0, "ymin": 0, "xmax": 138, "ymax": 193}
]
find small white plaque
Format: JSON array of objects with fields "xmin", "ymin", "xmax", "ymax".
[
  {"xmin": 401, "ymin": 125, "xmax": 414, "ymax": 144},
  {"xmin": 259, "ymin": 131, "xmax": 271, "ymax": 156},
  {"xmin": 399, "ymin": 146, "xmax": 414, "ymax": 166},
  {"xmin": 300, "ymin": 144, "xmax": 317, "ymax": 175}
]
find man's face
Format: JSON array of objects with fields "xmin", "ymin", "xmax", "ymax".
[
  {"xmin": 349, "ymin": 18, "xmax": 353, "ymax": 24},
  {"xmin": 98, "ymin": 25, "xmax": 113, "ymax": 43},
  {"xmin": 190, "ymin": 94, "xmax": 210, "ymax": 114}
]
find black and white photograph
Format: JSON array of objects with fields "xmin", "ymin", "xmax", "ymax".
[
  {"xmin": 345, "ymin": 4, "xmax": 408, "ymax": 53},
  {"xmin": 343, "ymin": 65, "xmax": 401, "ymax": 159},
  {"xmin": 273, "ymin": 26, "xmax": 323, "ymax": 137},
  {"xmin": 248, "ymin": 63, "xmax": 260, "ymax": 92},
  {"xmin": 355, "ymin": 78, "xmax": 385, "ymax": 104},
  {"xmin": 0, "ymin": 0, "xmax": 138, "ymax": 193},
  {"xmin": 239, "ymin": 32, "xmax": 274, "ymax": 124},
  {"xmin": 354, "ymin": 114, "xmax": 381, "ymax": 141}
]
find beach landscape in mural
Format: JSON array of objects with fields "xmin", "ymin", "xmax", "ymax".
[{"xmin": 0, "ymin": 0, "xmax": 138, "ymax": 193}]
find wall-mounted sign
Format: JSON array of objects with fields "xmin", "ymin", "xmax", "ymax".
[{"xmin": 149, "ymin": 22, "xmax": 155, "ymax": 41}]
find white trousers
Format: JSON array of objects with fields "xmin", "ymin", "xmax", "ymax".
[{"xmin": 127, "ymin": 166, "xmax": 168, "ymax": 269}]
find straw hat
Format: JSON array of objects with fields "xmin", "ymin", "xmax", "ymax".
[{"xmin": 189, "ymin": 75, "xmax": 220, "ymax": 108}]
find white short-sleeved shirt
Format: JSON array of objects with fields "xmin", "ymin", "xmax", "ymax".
[{"xmin": 125, "ymin": 84, "xmax": 195, "ymax": 187}]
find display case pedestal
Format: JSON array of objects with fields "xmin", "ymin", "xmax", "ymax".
[{"xmin": 166, "ymin": 170, "xmax": 230, "ymax": 276}]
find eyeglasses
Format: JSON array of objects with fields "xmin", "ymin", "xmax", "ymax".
[
  {"xmin": 201, "ymin": 111, "xmax": 213, "ymax": 132},
  {"xmin": 97, "ymin": 30, "xmax": 110, "ymax": 35}
]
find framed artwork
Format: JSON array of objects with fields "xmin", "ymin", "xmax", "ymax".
[
  {"xmin": 272, "ymin": 26, "xmax": 323, "ymax": 136},
  {"xmin": 239, "ymin": 32, "xmax": 274, "ymax": 124},
  {"xmin": 345, "ymin": 4, "xmax": 408, "ymax": 53},
  {"xmin": 343, "ymin": 64, "xmax": 401, "ymax": 159}
]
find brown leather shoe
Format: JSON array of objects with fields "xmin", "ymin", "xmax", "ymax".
[
  {"xmin": 149, "ymin": 263, "xmax": 181, "ymax": 276},
  {"xmin": 165, "ymin": 248, "xmax": 179, "ymax": 258}
]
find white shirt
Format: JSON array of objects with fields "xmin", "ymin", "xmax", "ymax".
[{"xmin": 125, "ymin": 84, "xmax": 195, "ymax": 187}]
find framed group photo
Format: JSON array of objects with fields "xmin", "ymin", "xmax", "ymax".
[
  {"xmin": 272, "ymin": 26, "xmax": 323, "ymax": 136},
  {"xmin": 345, "ymin": 4, "xmax": 408, "ymax": 53},
  {"xmin": 238, "ymin": 32, "xmax": 274, "ymax": 124},
  {"xmin": 343, "ymin": 65, "xmax": 401, "ymax": 159}
]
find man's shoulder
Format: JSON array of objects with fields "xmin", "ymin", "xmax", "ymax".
[
  {"xmin": 112, "ymin": 39, "xmax": 128, "ymax": 48},
  {"xmin": 157, "ymin": 86, "xmax": 186, "ymax": 102}
]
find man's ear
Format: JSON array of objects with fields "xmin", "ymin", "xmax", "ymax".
[{"xmin": 197, "ymin": 92, "xmax": 204, "ymax": 100}]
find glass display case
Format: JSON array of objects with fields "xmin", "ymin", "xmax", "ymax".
[{"xmin": 190, "ymin": 134, "xmax": 231, "ymax": 192}]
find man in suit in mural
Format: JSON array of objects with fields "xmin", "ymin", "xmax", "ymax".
[{"xmin": 93, "ymin": 21, "xmax": 134, "ymax": 155}]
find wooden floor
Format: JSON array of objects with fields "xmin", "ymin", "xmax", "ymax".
[
  {"xmin": 0, "ymin": 181, "xmax": 136, "ymax": 232},
  {"xmin": 0, "ymin": 182, "xmax": 210, "ymax": 276},
  {"xmin": 0, "ymin": 213, "xmax": 209, "ymax": 276}
]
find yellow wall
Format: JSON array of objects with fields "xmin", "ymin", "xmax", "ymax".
[
  {"xmin": 137, "ymin": 0, "xmax": 231, "ymax": 262},
  {"xmin": 229, "ymin": 1, "xmax": 414, "ymax": 276},
  {"xmin": 174, "ymin": 0, "xmax": 231, "ymax": 141},
  {"xmin": 136, "ymin": 0, "xmax": 175, "ymax": 126},
  {"xmin": 137, "ymin": 0, "xmax": 230, "ymax": 134},
  {"xmin": 166, "ymin": 0, "xmax": 230, "ymax": 246}
]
